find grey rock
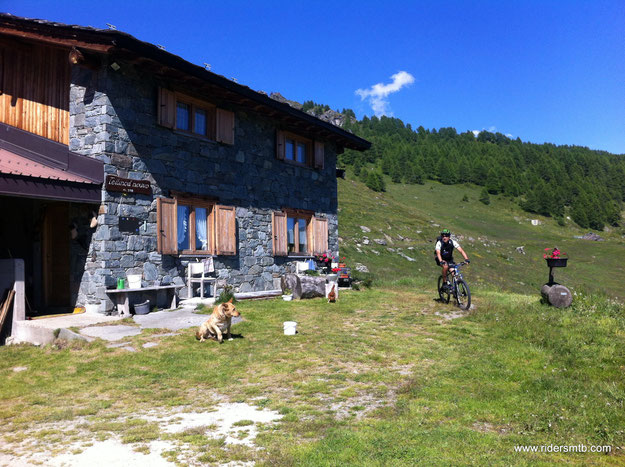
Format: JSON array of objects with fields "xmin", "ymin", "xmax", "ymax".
[
  {"xmin": 354, "ymin": 263, "xmax": 369, "ymax": 273},
  {"xmin": 373, "ymin": 238, "xmax": 387, "ymax": 246},
  {"xmin": 397, "ymin": 252, "xmax": 416, "ymax": 262},
  {"xmin": 360, "ymin": 226, "xmax": 371, "ymax": 233},
  {"xmin": 143, "ymin": 262, "xmax": 158, "ymax": 281}
]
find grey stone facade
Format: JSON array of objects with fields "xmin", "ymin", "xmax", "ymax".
[{"xmin": 68, "ymin": 61, "xmax": 339, "ymax": 310}]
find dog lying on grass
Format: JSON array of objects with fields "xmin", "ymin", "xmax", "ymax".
[{"xmin": 195, "ymin": 298, "xmax": 240, "ymax": 343}]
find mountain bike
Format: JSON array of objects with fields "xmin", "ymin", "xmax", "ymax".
[{"xmin": 437, "ymin": 261, "xmax": 471, "ymax": 310}]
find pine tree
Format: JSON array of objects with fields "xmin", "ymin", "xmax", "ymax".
[
  {"xmin": 366, "ymin": 171, "xmax": 386, "ymax": 192},
  {"xmin": 479, "ymin": 187, "xmax": 491, "ymax": 205}
]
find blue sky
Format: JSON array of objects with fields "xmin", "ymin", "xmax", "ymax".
[{"xmin": 2, "ymin": 0, "xmax": 624, "ymax": 154}]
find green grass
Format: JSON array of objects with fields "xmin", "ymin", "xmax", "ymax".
[
  {"xmin": 1, "ymin": 288, "xmax": 623, "ymax": 464},
  {"xmin": 1, "ymin": 175, "xmax": 624, "ymax": 464},
  {"xmin": 338, "ymin": 174, "xmax": 625, "ymax": 299}
]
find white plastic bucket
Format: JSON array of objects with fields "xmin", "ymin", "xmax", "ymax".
[
  {"xmin": 85, "ymin": 303, "xmax": 100, "ymax": 315},
  {"xmin": 127, "ymin": 274, "xmax": 142, "ymax": 289},
  {"xmin": 283, "ymin": 321, "xmax": 297, "ymax": 335}
]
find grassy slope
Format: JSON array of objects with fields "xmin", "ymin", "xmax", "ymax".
[{"xmin": 338, "ymin": 173, "xmax": 625, "ymax": 299}]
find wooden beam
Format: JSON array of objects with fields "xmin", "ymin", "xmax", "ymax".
[{"xmin": 0, "ymin": 27, "xmax": 113, "ymax": 52}]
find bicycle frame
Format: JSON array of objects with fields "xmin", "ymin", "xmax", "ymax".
[
  {"xmin": 449, "ymin": 262, "xmax": 466, "ymax": 287},
  {"xmin": 438, "ymin": 261, "xmax": 471, "ymax": 310}
]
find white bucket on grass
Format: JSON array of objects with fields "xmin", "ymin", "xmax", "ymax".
[{"xmin": 283, "ymin": 321, "xmax": 297, "ymax": 335}]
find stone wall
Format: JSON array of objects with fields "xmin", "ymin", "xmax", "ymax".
[{"xmin": 69, "ymin": 61, "xmax": 339, "ymax": 311}]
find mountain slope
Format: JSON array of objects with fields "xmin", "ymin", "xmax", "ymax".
[{"xmin": 338, "ymin": 174, "xmax": 625, "ymax": 299}]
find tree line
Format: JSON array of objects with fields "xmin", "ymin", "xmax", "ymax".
[{"xmin": 339, "ymin": 115, "xmax": 624, "ymax": 230}]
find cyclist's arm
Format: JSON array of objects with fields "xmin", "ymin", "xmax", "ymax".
[
  {"xmin": 457, "ymin": 246, "xmax": 469, "ymax": 261},
  {"xmin": 435, "ymin": 241, "xmax": 444, "ymax": 263}
]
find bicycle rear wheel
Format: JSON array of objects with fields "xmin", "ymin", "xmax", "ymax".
[
  {"xmin": 455, "ymin": 279, "xmax": 471, "ymax": 310},
  {"xmin": 438, "ymin": 275, "xmax": 450, "ymax": 303}
]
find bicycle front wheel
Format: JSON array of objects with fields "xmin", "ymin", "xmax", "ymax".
[
  {"xmin": 455, "ymin": 279, "xmax": 471, "ymax": 310},
  {"xmin": 438, "ymin": 275, "xmax": 450, "ymax": 303}
]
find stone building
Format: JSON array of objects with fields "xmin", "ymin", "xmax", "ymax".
[{"xmin": 0, "ymin": 14, "xmax": 370, "ymax": 315}]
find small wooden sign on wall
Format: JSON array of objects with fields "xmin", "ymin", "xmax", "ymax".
[{"xmin": 105, "ymin": 175, "xmax": 152, "ymax": 195}]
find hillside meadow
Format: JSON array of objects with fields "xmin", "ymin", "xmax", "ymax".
[{"xmin": 337, "ymin": 174, "xmax": 625, "ymax": 300}]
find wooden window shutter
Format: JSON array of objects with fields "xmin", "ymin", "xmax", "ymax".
[
  {"xmin": 312, "ymin": 217, "xmax": 328, "ymax": 254},
  {"xmin": 276, "ymin": 130, "xmax": 285, "ymax": 160},
  {"xmin": 215, "ymin": 205, "xmax": 236, "ymax": 255},
  {"xmin": 158, "ymin": 87, "xmax": 176, "ymax": 129},
  {"xmin": 314, "ymin": 141, "xmax": 325, "ymax": 169},
  {"xmin": 157, "ymin": 197, "xmax": 177, "ymax": 254},
  {"xmin": 216, "ymin": 108, "xmax": 235, "ymax": 144},
  {"xmin": 272, "ymin": 211, "xmax": 287, "ymax": 256}
]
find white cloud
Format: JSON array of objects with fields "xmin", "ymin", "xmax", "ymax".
[
  {"xmin": 355, "ymin": 71, "xmax": 415, "ymax": 116},
  {"xmin": 471, "ymin": 127, "xmax": 514, "ymax": 139}
]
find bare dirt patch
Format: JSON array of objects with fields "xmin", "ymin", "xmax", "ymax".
[{"xmin": 0, "ymin": 402, "xmax": 281, "ymax": 466}]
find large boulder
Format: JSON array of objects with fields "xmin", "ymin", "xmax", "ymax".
[{"xmin": 281, "ymin": 274, "xmax": 326, "ymax": 299}]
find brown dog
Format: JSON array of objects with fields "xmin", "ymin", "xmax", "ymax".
[{"xmin": 195, "ymin": 298, "xmax": 240, "ymax": 343}]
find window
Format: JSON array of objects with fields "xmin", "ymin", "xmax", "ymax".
[
  {"xmin": 157, "ymin": 196, "xmax": 236, "ymax": 255},
  {"xmin": 276, "ymin": 130, "xmax": 325, "ymax": 169},
  {"xmin": 174, "ymin": 98, "xmax": 214, "ymax": 137},
  {"xmin": 176, "ymin": 203, "xmax": 211, "ymax": 254},
  {"xmin": 176, "ymin": 102, "xmax": 191, "ymax": 131},
  {"xmin": 158, "ymin": 88, "xmax": 233, "ymax": 144},
  {"xmin": 278, "ymin": 132, "xmax": 311, "ymax": 166},
  {"xmin": 272, "ymin": 210, "xmax": 328, "ymax": 256},
  {"xmin": 287, "ymin": 215, "xmax": 310, "ymax": 254}
]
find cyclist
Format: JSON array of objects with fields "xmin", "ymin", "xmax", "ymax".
[{"xmin": 435, "ymin": 229, "xmax": 470, "ymax": 289}]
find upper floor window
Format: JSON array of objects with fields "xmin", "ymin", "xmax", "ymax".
[
  {"xmin": 276, "ymin": 130, "xmax": 325, "ymax": 169},
  {"xmin": 158, "ymin": 88, "xmax": 233, "ymax": 144}
]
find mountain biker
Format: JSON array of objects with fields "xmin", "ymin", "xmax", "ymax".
[{"xmin": 435, "ymin": 229, "xmax": 470, "ymax": 288}]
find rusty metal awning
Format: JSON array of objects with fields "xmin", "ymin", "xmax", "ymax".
[
  {"xmin": 0, "ymin": 123, "xmax": 103, "ymax": 203},
  {"xmin": 0, "ymin": 149, "xmax": 93, "ymax": 183}
]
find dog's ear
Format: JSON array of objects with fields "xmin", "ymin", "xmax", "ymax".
[{"xmin": 227, "ymin": 298, "xmax": 233, "ymax": 304}]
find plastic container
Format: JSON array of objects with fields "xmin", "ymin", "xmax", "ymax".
[
  {"xmin": 127, "ymin": 274, "xmax": 142, "ymax": 289},
  {"xmin": 546, "ymin": 258, "xmax": 568, "ymax": 268},
  {"xmin": 283, "ymin": 321, "xmax": 297, "ymax": 335},
  {"xmin": 85, "ymin": 303, "xmax": 100, "ymax": 315},
  {"xmin": 134, "ymin": 300, "xmax": 150, "ymax": 315}
]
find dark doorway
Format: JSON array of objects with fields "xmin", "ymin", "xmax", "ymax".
[{"xmin": 42, "ymin": 203, "xmax": 70, "ymax": 309}]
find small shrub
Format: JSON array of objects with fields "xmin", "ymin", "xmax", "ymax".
[
  {"xmin": 462, "ymin": 194, "xmax": 469, "ymax": 202},
  {"xmin": 215, "ymin": 285, "xmax": 237, "ymax": 305},
  {"xmin": 303, "ymin": 269, "xmax": 320, "ymax": 276},
  {"xmin": 479, "ymin": 188, "xmax": 491, "ymax": 205}
]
